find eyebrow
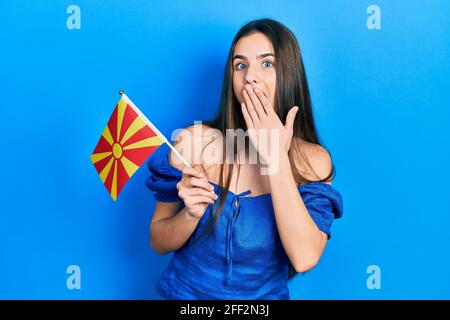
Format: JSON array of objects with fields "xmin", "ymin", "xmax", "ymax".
[{"xmin": 232, "ymin": 53, "xmax": 274, "ymax": 61}]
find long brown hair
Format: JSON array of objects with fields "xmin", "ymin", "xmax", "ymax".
[{"xmin": 193, "ymin": 18, "xmax": 335, "ymax": 281}]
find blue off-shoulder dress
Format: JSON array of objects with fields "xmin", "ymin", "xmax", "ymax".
[{"xmin": 146, "ymin": 144, "xmax": 343, "ymax": 300}]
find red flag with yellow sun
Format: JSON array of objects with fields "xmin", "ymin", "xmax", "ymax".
[{"xmin": 90, "ymin": 92, "xmax": 176, "ymax": 201}]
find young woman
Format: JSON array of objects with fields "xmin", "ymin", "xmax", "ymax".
[{"xmin": 146, "ymin": 18, "xmax": 343, "ymax": 300}]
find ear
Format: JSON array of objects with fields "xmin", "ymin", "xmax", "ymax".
[{"xmin": 284, "ymin": 106, "xmax": 299, "ymax": 130}]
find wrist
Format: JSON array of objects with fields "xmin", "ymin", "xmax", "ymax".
[
  {"xmin": 263, "ymin": 150, "xmax": 289, "ymax": 169},
  {"xmin": 182, "ymin": 208, "xmax": 201, "ymax": 222},
  {"xmin": 264, "ymin": 151, "xmax": 290, "ymax": 178}
]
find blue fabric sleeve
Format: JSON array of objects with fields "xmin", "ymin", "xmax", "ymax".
[
  {"xmin": 299, "ymin": 182, "xmax": 344, "ymax": 239},
  {"xmin": 145, "ymin": 145, "xmax": 183, "ymax": 202}
]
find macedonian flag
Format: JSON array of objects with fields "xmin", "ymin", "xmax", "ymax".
[{"xmin": 90, "ymin": 92, "xmax": 166, "ymax": 201}]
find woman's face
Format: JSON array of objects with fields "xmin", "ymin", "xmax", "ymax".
[{"xmin": 232, "ymin": 32, "xmax": 277, "ymax": 110}]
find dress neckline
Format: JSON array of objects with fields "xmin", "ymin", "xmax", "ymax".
[{"xmin": 208, "ymin": 180, "xmax": 330, "ymax": 200}]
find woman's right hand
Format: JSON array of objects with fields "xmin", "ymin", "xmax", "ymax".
[{"xmin": 176, "ymin": 165, "xmax": 218, "ymax": 219}]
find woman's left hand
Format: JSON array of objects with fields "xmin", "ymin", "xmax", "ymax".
[{"xmin": 241, "ymin": 83, "xmax": 299, "ymax": 166}]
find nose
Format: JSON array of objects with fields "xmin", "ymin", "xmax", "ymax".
[{"xmin": 244, "ymin": 66, "xmax": 260, "ymax": 85}]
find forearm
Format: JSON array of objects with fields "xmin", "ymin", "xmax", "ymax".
[
  {"xmin": 151, "ymin": 207, "xmax": 200, "ymax": 255},
  {"xmin": 268, "ymin": 152, "xmax": 326, "ymax": 270}
]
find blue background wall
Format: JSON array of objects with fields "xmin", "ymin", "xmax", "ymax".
[{"xmin": 1, "ymin": 0, "xmax": 449, "ymax": 299}]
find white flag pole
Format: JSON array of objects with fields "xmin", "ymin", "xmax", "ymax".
[{"xmin": 119, "ymin": 90, "xmax": 191, "ymax": 168}]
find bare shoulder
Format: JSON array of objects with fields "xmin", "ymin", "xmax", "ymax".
[
  {"xmin": 168, "ymin": 123, "xmax": 217, "ymax": 171},
  {"xmin": 292, "ymin": 138, "xmax": 333, "ymax": 184}
]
